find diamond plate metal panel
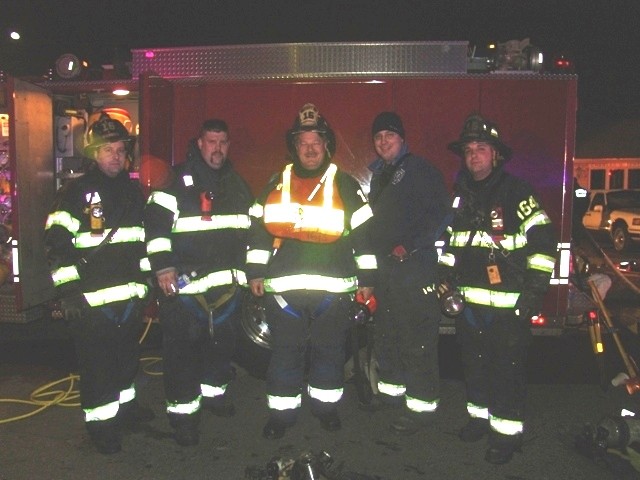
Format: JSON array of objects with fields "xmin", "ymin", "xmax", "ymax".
[{"xmin": 131, "ymin": 42, "xmax": 468, "ymax": 80}]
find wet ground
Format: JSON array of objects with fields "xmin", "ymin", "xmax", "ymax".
[
  {"xmin": 0, "ymin": 239, "xmax": 638, "ymax": 479},
  {"xmin": 0, "ymin": 314, "xmax": 636, "ymax": 480}
]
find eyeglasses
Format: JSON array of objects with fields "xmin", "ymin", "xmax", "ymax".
[{"xmin": 296, "ymin": 141, "xmax": 324, "ymax": 150}]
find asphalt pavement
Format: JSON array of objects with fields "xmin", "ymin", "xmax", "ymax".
[{"xmin": 0, "ymin": 317, "xmax": 632, "ymax": 480}]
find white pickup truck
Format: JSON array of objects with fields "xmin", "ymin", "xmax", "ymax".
[{"xmin": 582, "ymin": 190, "xmax": 640, "ymax": 251}]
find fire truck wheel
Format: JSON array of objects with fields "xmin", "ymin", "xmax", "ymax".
[
  {"xmin": 612, "ymin": 224, "xmax": 630, "ymax": 252},
  {"xmin": 234, "ymin": 290, "xmax": 272, "ymax": 379}
]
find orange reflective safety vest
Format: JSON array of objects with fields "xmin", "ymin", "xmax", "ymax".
[{"xmin": 263, "ymin": 163, "xmax": 345, "ymax": 243}]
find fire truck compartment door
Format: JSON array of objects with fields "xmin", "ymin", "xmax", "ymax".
[{"xmin": 10, "ymin": 78, "xmax": 56, "ymax": 310}]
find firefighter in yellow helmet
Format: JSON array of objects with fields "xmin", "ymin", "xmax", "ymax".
[
  {"xmin": 247, "ymin": 103, "xmax": 377, "ymax": 439},
  {"xmin": 439, "ymin": 113, "xmax": 557, "ymax": 464},
  {"xmin": 44, "ymin": 114, "xmax": 153, "ymax": 454}
]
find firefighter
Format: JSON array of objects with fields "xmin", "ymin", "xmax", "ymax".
[
  {"xmin": 439, "ymin": 113, "xmax": 557, "ymax": 464},
  {"xmin": 44, "ymin": 114, "xmax": 153, "ymax": 454},
  {"xmin": 247, "ymin": 103, "xmax": 376, "ymax": 439},
  {"xmin": 144, "ymin": 119, "xmax": 253, "ymax": 446},
  {"xmin": 365, "ymin": 112, "xmax": 450, "ymax": 435}
]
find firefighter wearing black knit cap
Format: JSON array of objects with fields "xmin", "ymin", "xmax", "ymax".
[
  {"xmin": 365, "ymin": 111, "xmax": 450, "ymax": 435},
  {"xmin": 247, "ymin": 103, "xmax": 377, "ymax": 439},
  {"xmin": 440, "ymin": 113, "xmax": 556, "ymax": 464}
]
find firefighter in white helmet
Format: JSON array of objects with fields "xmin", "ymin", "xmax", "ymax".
[
  {"xmin": 439, "ymin": 113, "xmax": 557, "ymax": 464},
  {"xmin": 44, "ymin": 113, "xmax": 153, "ymax": 454},
  {"xmin": 247, "ymin": 103, "xmax": 377, "ymax": 439}
]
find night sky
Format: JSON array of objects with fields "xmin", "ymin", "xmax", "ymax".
[{"xmin": 2, "ymin": 0, "xmax": 639, "ymax": 151}]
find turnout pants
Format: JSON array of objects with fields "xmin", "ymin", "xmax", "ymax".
[
  {"xmin": 159, "ymin": 286, "xmax": 237, "ymax": 413},
  {"xmin": 374, "ymin": 256, "xmax": 441, "ymax": 409},
  {"xmin": 456, "ymin": 307, "xmax": 532, "ymax": 435},
  {"xmin": 263, "ymin": 291, "xmax": 352, "ymax": 422},
  {"xmin": 68, "ymin": 300, "xmax": 143, "ymax": 426}
]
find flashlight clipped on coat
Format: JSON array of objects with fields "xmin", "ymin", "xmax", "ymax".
[{"xmin": 437, "ymin": 282, "xmax": 466, "ymax": 317}]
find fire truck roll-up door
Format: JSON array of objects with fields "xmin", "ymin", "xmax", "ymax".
[
  {"xmin": 136, "ymin": 71, "xmax": 576, "ymax": 336},
  {"xmin": 1, "ymin": 78, "xmax": 56, "ymax": 322}
]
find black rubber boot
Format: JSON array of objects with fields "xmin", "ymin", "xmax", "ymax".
[
  {"xmin": 201, "ymin": 396, "xmax": 236, "ymax": 417},
  {"xmin": 458, "ymin": 417, "xmax": 490, "ymax": 442},
  {"xmin": 390, "ymin": 410, "xmax": 436, "ymax": 436},
  {"xmin": 358, "ymin": 394, "xmax": 403, "ymax": 413},
  {"xmin": 262, "ymin": 416, "xmax": 296, "ymax": 439},
  {"xmin": 169, "ymin": 413, "xmax": 200, "ymax": 446},
  {"xmin": 313, "ymin": 409, "xmax": 342, "ymax": 432},
  {"xmin": 485, "ymin": 431, "xmax": 523, "ymax": 465},
  {"xmin": 86, "ymin": 419, "xmax": 121, "ymax": 455},
  {"xmin": 118, "ymin": 400, "xmax": 155, "ymax": 429}
]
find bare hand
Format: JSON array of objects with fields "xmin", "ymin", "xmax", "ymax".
[
  {"xmin": 357, "ymin": 286, "xmax": 374, "ymax": 301},
  {"xmin": 157, "ymin": 269, "xmax": 179, "ymax": 296},
  {"xmin": 249, "ymin": 278, "xmax": 265, "ymax": 297}
]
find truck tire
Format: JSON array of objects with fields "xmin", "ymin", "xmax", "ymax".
[
  {"xmin": 612, "ymin": 224, "xmax": 630, "ymax": 252},
  {"xmin": 234, "ymin": 290, "xmax": 272, "ymax": 379}
]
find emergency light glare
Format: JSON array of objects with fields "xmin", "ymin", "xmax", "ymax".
[
  {"xmin": 530, "ymin": 314, "xmax": 545, "ymax": 326},
  {"xmin": 55, "ymin": 53, "xmax": 83, "ymax": 79},
  {"xmin": 112, "ymin": 89, "xmax": 130, "ymax": 96},
  {"xmin": 145, "ymin": 50, "xmax": 155, "ymax": 58}
]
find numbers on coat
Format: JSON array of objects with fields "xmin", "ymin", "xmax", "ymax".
[{"xmin": 517, "ymin": 196, "xmax": 540, "ymax": 220}]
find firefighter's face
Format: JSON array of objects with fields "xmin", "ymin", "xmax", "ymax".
[
  {"xmin": 94, "ymin": 141, "xmax": 128, "ymax": 177},
  {"xmin": 463, "ymin": 141, "xmax": 495, "ymax": 181},
  {"xmin": 295, "ymin": 131, "xmax": 327, "ymax": 171},
  {"xmin": 198, "ymin": 130, "xmax": 230, "ymax": 170},
  {"xmin": 373, "ymin": 130, "xmax": 403, "ymax": 164}
]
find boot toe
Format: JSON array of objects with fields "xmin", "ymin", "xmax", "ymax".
[
  {"xmin": 313, "ymin": 411, "xmax": 341, "ymax": 432},
  {"xmin": 484, "ymin": 445, "xmax": 517, "ymax": 464},
  {"xmin": 391, "ymin": 412, "xmax": 435, "ymax": 435},
  {"xmin": 170, "ymin": 414, "xmax": 200, "ymax": 446},
  {"xmin": 262, "ymin": 418, "xmax": 293, "ymax": 439},
  {"xmin": 358, "ymin": 395, "xmax": 402, "ymax": 413},
  {"xmin": 202, "ymin": 397, "xmax": 236, "ymax": 417},
  {"xmin": 484, "ymin": 434, "xmax": 522, "ymax": 465},
  {"xmin": 458, "ymin": 418, "xmax": 490, "ymax": 442}
]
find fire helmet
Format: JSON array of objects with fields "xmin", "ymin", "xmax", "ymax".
[
  {"xmin": 286, "ymin": 103, "xmax": 336, "ymax": 157},
  {"xmin": 447, "ymin": 113, "xmax": 512, "ymax": 162},
  {"xmin": 85, "ymin": 113, "xmax": 135, "ymax": 157}
]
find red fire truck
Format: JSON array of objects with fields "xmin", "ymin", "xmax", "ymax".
[{"xmin": 0, "ymin": 42, "xmax": 577, "ymax": 342}]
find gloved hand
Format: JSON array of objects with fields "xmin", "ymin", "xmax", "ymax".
[
  {"xmin": 390, "ymin": 245, "xmax": 409, "ymax": 262},
  {"xmin": 60, "ymin": 294, "xmax": 87, "ymax": 322},
  {"xmin": 514, "ymin": 290, "xmax": 546, "ymax": 324}
]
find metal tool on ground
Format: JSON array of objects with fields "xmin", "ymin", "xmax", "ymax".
[{"xmin": 589, "ymin": 278, "xmax": 640, "ymax": 395}]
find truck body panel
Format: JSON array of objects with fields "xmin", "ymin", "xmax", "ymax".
[
  {"xmin": 0, "ymin": 78, "xmax": 56, "ymax": 321},
  {"xmin": 0, "ymin": 42, "xmax": 577, "ymax": 334}
]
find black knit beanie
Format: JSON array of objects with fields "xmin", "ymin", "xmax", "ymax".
[{"xmin": 371, "ymin": 112, "xmax": 405, "ymax": 139}]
